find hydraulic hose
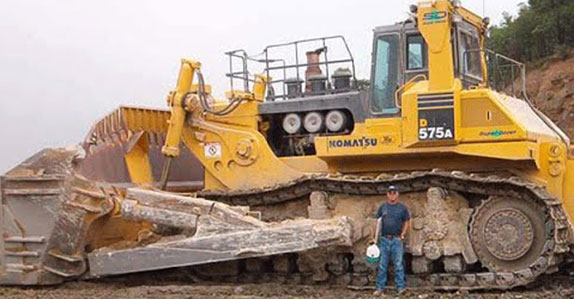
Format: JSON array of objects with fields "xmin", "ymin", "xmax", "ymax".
[{"xmin": 195, "ymin": 69, "xmax": 246, "ymax": 116}]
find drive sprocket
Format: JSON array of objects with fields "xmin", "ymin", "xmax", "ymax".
[{"xmin": 470, "ymin": 196, "xmax": 548, "ymax": 272}]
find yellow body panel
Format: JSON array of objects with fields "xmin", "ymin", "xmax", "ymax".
[
  {"xmin": 181, "ymin": 99, "xmax": 304, "ymax": 191},
  {"xmin": 417, "ymin": 1, "xmax": 455, "ymax": 91}
]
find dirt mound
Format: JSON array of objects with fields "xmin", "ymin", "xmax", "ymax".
[{"xmin": 525, "ymin": 52, "xmax": 574, "ymax": 138}]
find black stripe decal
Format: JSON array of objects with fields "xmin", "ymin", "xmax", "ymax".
[
  {"xmin": 418, "ymin": 101, "xmax": 454, "ymax": 108},
  {"xmin": 418, "ymin": 96, "xmax": 454, "ymax": 102},
  {"xmin": 418, "ymin": 92, "xmax": 454, "ymax": 97}
]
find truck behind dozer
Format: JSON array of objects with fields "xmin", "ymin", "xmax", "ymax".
[{"xmin": 2, "ymin": 0, "xmax": 574, "ymax": 290}]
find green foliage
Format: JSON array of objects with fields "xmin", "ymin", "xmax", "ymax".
[{"xmin": 488, "ymin": 0, "xmax": 574, "ymax": 62}]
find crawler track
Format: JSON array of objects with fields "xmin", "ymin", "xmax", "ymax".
[{"xmin": 199, "ymin": 170, "xmax": 572, "ymax": 290}]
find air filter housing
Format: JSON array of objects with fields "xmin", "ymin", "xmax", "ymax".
[
  {"xmin": 285, "ymin": 77, "xmax": 304, "ymax": 99},
  {"xmin": 308, "ymin": 74, "xmax": 328, "ymax": 94},
  {"xmin": 332, "ymin": 68, "xmax": 353, "ymax": 91}
]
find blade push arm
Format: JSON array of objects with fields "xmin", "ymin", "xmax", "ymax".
[
  {"xmin": 162, "ymin": 59, "xmax": 202, "ymax": 158},
  {"xmin": 159, "ymin": 59, "xmax": 201, "ymax": 188}
]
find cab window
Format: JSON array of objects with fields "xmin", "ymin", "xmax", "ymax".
[
  {"xmin": 459, "ymin": 28, "xmax": 483, "ymax": 80},
  {"xmin": 407, "ymin": 35, "xmax": 427, "ymax": 70},
  {"xmin": 372, "ymin": 35, "xmax": 400, "ymax": 114}
]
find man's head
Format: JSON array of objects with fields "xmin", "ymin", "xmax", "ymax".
[{"xmin": 386, "ymin": 185, "xmax": 399, "ymax": 203}]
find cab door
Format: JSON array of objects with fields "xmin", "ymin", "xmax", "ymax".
[
  {"xmin": 369, "ymin": 33, "xmax": 402, "ymax": 117},
  {"xmin": 367, "ymin": 29, "xmax": 431, "ymax": 148}
]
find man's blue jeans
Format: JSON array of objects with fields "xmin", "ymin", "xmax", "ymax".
[{"xmin": 376, "ymin": 237, "xmax": 406, "ymax": 290}]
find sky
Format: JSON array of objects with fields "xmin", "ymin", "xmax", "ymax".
[{"xmin": 0, "ymin": 0, "xmax": 524, "ymax": 173}]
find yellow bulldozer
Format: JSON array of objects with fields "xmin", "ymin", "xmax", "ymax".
[{"xmin": 2, "ymin": 0, "xmax": 573, "ymax": 290}]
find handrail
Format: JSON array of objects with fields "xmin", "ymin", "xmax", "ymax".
[
  {"xmin": 226, "ymin": 35, "xmax": 357, "ymax": 101},
  {"xmin": 394, "ymin": 74, "xmax": 427, "ymax": 108},
  {"xmin": 462, "ymin": 48, "xmax": 527, "ymax": 99}
]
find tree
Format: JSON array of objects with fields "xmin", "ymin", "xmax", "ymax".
[{"xmin": 489, "ymin": 0, "xmax": 574, "ymax": 62}]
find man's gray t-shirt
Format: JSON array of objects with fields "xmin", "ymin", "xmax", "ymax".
[{"xmin": 376, "ymin": 202, "xmax": 410, "ymax": 236}]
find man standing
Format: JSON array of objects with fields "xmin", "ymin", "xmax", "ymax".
[{"xmin": 373, "ymin": 185, "xmax": 410, "ymax": 295}]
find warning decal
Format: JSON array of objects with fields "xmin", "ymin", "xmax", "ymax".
[{"xmin": 204, "ymin": 143, "xmax": 222, "ymax": 158}]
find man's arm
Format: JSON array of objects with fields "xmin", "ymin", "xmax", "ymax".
[
  {"xmin": 400, "ymin": 219, "xmax": 410, "ymax": 240},
  {"xmin": 371, "ymin": 205, "xmax": 383, "ymax": 243},
  {"xmin": 400, "ymin": 205, "xmax": 411, "ymax": 240},
  {"xmin": 372, "ymin": 217, "xmax": 381, "ymax": 243}
]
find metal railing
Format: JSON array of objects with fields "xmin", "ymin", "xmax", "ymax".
[
  {"xmin": 463, "ymin": 49, "xmax": 527, "ymax": 99},
  {"xmin": 225, "ymin": 49, "xmax": 287, "ymax": 96},
  {"xmin": 225, "ymin": 36, "xmax": 357, "ymax": 101},
  {"xmin": 486, "ymin": 49, "xmax": 527, "ymax": 99}
]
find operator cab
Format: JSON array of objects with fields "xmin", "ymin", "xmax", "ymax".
[{"xmin": 370, "ymin": 18, "xmax": 485, "ymax": 118}]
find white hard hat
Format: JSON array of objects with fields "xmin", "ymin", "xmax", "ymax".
[{"xmin": 365, "ymin": 244, "xmax": 380, "ymax": 264}]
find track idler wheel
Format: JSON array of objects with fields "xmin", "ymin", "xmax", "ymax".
[{"xmin": 470, "ymin": 197, "xmax": 547, "ymax": 272}]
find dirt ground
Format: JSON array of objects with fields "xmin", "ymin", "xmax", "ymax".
[{"xmin": 1, "ymin": 272, "xmax": 574, "ymax": 299}]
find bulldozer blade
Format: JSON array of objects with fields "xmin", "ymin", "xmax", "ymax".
[
  {"xmin": 87, "ymin": 189, "xmax": 352, "ymax": 277},
  {"xmin": 77, "ymin": 106, "xmax": 205, "ymax": 191},
  {"xmin": 0, "ymin": 148, "xmax": 117, "ymax": 285}
]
